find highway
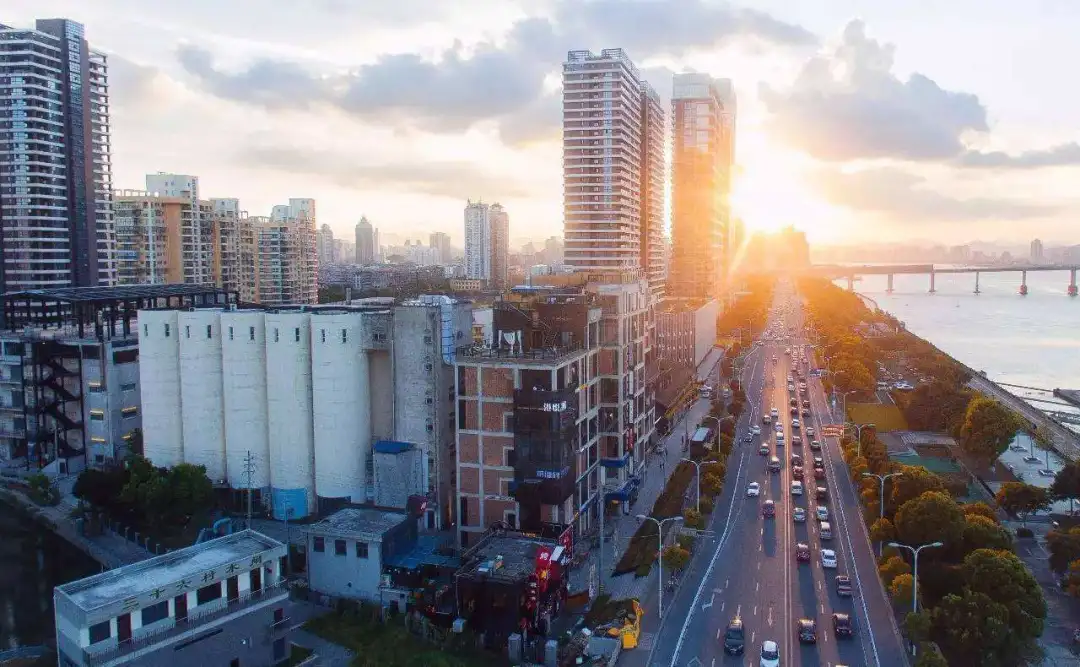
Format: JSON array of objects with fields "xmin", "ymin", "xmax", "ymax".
[{"xmin": 646, "ymin": 284, "xmax": 908, "ymax": 667}]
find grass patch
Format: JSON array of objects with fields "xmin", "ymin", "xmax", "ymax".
[
  {"xmin": 304, "ymin": 609, "xmax": 499, "ymax": 667},
  {"xmin": 614, "ymin": 463, "xmax": 697, "ymax": 575},
  {"xmin": 846, "ymin": 402, "xmax": 908, "ymax": 432}
]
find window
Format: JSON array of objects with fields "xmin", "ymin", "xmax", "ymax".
[
  {"xmin": 120, "ymin": 382, "xmax": 136, "ymax": 392},
  {"xmin": 141, "ymin": 600, "xmax": 169, "ymax": 626},
  {"xmin": 294, "ymin": 328, "xmax": 300, "ymax": 342},
  {"xmin": 122, "ymin": 407, "xmax": 138, "ymax": 419},
  {"xmin": 88, "ymin": 383, "xmax": 104, "ymax": 393},
  {"xmin": 320, "ymin": 329, "xmax": 326, "ymax": 343},
  {"xmin": 505, "ymin": 449, "xmax": 517, "ymax": 467},
  {"xmin": 313, "ymin": 536, "xmax": 325, "ymax": 552},
  {"xmin": 273, "ymin": 328, "xmax": 279, "ymax": 343},
  {"xmin": 273, "ymin": 637, "xmax": 286, "ymax": 661},
  {"xmin": 249, "ymin": 327, "xmax": 255, "ymax": 341},
  {"xmin": 89, "ymin": 410, "xmax": 105, "ymax": 422},
  {"xmin": 423, "ymin": 335, "xmax": 432, "ymax": 345},
  {"xmin": 88, "ymin": 620, "xmax": 111, "ymax": 644},
  {"xmin": 341, "ymin": 329, "xmax": 347, "ymax": 343},
  {"xmin": 195, "ymin": 582, "xmax": 221, "ymax": 605},
  {"xmin": 355, "ymin": 542, "xmax": 369, "ymax": 558},
  {"xmin": 164, "ymin": 324, "xmax": 170, "ymax": 337},
  {"xmin": 334, "ymin": 539, "xmax": 346, "ymax": 556},
  {"xmin": 228, "ymin": 326, "xmax": 234, "ymax": 340},
  {"xmin": 185, "ymin": 325, "xmax": 190, "ymax": 339},
  {"xmin": 459, "ymin": 497, "xmax": 469, "ymax": 526},
  {"xmin": 143, "ymin": 324, "xmax": 148, "ymax": 336},
  {"xmin": 206, "ymin": 325, "xmax": 212, "ymax": 339},
  {"xmin": 506, "ymin": 513, "xmax": 517, "ymax": 529}
]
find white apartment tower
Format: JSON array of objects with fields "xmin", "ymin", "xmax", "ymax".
[
  {"xmin": 464, "ymin": 201, "xmax": 509, "ymax": 287},
  {"xmin": 258, "ymin": 199, "xmax": 318, "ymax": 305},
  {"xmin": 0, "ymin": 18, "xmax": 116, "ymax": 291},
  {"xmin": 316, "ymin": 223, "xmax": 335, "ymax": 266},
  {"xmin": 562, "ymin": 49, "xmax": 666, "ymax": 298},
  {"xmin": 144, "ymin": 173, "xmax": 216, "ymax": 285}
]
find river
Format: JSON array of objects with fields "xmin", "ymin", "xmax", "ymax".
[
  {"xmin": 851, "ymin": 269, "xmax": 1080, "ymax": 421},
  {"xmin": 0, "ymin": 501, "xmax": 100, "ymax": 651}
]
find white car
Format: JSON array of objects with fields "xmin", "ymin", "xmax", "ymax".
[
  {"xmin": 760, "ymin": 640, "xmax": 781, "ymax": 667},
  {"xmin": 751, "ymin": 425, "xmax": 762, "ymax": 436},
  {"xmin": 793, "ymin": 507, "xmax": 807, "ymax": 522},
  {"xmin": 821, "ymin": 549, "xmax": 838, "ymax": 569},
  {"xmin": 816, "ymin": 506, "xmax": 830, "ymax": 521},
  {"xmin": 792, "ymin": 419, "xmax": 801, "ymax": 430},
  {"xmin": 775, "ymin": 423, "xmax": 784, "ymax": 434},
  {"xmin": 791, "ymin": 481, "xmax": 803, "ymax": 495},
  {"xmin": 747, "ymin": 482, "xmax": 761, "ymax": 497},
  {"xmin": 770, "ymin": 407, "xmax": 779, "ymax": 418}
]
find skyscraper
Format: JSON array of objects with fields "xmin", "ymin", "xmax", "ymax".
[
  {"xmin": 1030, "ymin": 238, "xmax": 1044, "ymax": 263},
  {"xmin": 355, "ymin": 217, "xmax": 375, "ymax": 265},
  {"xmin": 667, "ymin": 73, "xmax": 736, "ymax": 299},
  {"xmin": 429, "ymin": 231, "xmax": 452, "ymax": 265},
  {"xmin": 0, "ymin": 18, "xmax": 116, "ymax": 291},
  {"xmin": 145, "ymin": 173, "xmax": 215, "ymax": 285},
  {"xmin": 562, "ymin": 49, "xmax": 666, "ymax": 296},
  {"xmin": 316, "ymin": 223, "xmax": 335, "ymax": 266},
  {"xmin": 463, "ymin": 200, "xmax": 510, "ymax": 287},
  {"xmin": 260, "ymin": 199, "xmax": 318, "ymax": 305}
]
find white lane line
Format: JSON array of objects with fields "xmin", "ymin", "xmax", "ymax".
[
  {"xmin": 720, "ymin": 601, "xmax": 725, "ymax": 613},
  {"xmin": 754, "ymin": 605, "xmax": 758, "ymax": 616}
]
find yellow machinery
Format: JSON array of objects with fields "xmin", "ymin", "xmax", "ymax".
[{"xmin": 604, "ymin": 599, "xmax": 643, "ymax": 649}]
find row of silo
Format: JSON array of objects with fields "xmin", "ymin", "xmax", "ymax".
[{"xmin": 139, "ymin": 308, "xmax": 375, "ymax": 520}]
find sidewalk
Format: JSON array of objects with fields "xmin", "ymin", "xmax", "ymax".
[{"xmin": 570, "ymin": 346, "xmax": 726, "ymax": 602}]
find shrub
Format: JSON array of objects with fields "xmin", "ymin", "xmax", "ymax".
[
  {"xmin": 683, "ymin": 509, "xmax": 705, "ymax": 530},
  {"xmin": 700, "ymin": 497, "xmax": 715, "ymax": 515},
  {"xmin": 662, "ymin": 545, "xmax": 690, "ymax": 571},
  {"xmin": 677, "ymin": 534, "xmax": 696, "ymax": 551}
]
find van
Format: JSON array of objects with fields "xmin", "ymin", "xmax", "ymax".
[{"xmin": 820, "ymin": 522, "xmax": 833, "ymax": 540}]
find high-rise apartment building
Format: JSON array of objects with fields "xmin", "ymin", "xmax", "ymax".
[
  {"xmin": 317, "ymin": 223, "xmax": 335, "ymax": 265},
  {"xmin": 212, "ymin": 198, "xmax": 259, "ymax": 303},
  {"xmin": 429, "ymin": 231, "xmax": 452, "ymax": 264},
  {"xmin": 0, "ymin": 18, "xmax": 116, "ymax": 292},
  {"xmin": 464, "ymin": 201, "xmax": 509, "ymax": 288},
  {"xmin": 257, "ymin": 199, "xmax": 317, "ymax": 305},
  {"xmin": 355, "ymin": 217, "xmax": 375, "ymax": 265},
  {"xmin": 145, "ymin": 173, "xmax": 214, "ymax": 285},
  {"xmin": 1030, "ymin": 238, "xmax": 1044, "ymax": 263},
  {"xmin": 668, "ymin": 73, "xmax": 736, "ymax": 299},
  {"xmin": 562, "ymin": 49, "xmax": 666, "ymax": 296}
]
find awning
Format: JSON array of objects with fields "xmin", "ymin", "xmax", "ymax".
[
  {"xmin": 601, "ymin": 453, "xmax": 632, "ymax": 469},
  {"xmin": 604, "ymin": 476, "xmax": 640, "ymax": 502}
]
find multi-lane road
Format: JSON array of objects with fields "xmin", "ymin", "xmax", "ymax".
[{"xmin": 646, "ymin": 287, "xmax": 909, "ymax": 667}]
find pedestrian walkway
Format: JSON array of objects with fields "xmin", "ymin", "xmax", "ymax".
[{"xmin": 570, "ymin": 347, "xmax": 726, "ymax": 603}]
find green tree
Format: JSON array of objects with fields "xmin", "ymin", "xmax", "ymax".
[
  {"xmin": 930, "ymin": 591, "xmax": 1012, "ymax": 666},
  {"xmin": 73, "ymin": 467, "xmax": 129, "ymax": 508},
  {"xmin": 717, "ymin": 416, "xmax": 736, "ymax": 439},
  {"xmin": 1045, "ymin": 526, "xmax": 1080, "ymax": 574},
  {"xmin": 127, "ymin": 428, "xmax": 144, "ymax": 457},
  {"xmin": 1050, "ymin": 460, "xmax": 1080, "ymax": 515},
  {"xmin": 888, "ymin": 466, "xmax": 947, "ymax": 516},
  {"xmin": 894, "ymin": 491, "xmax": 966, "ymax": 548},
  {"xmin": 870, "ymin": 517, "xmax": 897, "ymax": 544},
  {"xmin": 164, "ymin": 463, "xmax": 214, "ymax": 523},
  {"xmin": 913, "ymin": 645, "xmax": 949, "ymax": 667},
  {"xmin": 1067, "ymin": 560, "xmax": 1080, "ymax": 598},
  {"xmin": 995, "ymin": 482, "xmax": 1051, "ymax": 525},
  {"xmin": 959, "ymin": 397, "xmax": 1022, "ymax": 466},
  {"xmin": 662, "ymin": 545, "xmax": 690, "ymax": 571},
  {"xmin": 26, "ymin": 473, "xmax": 58, "ymax": 505},
  {"xmin": 879, "ymin": 555, "xmax": 912, "ymax": 587},
  {"xmin": 890, "ymin": 572, "xmax": 914, "ymax": 606},
  {"xmin": 901, "ymin": 380, "xmax": 973, "ymax": 433},
  {"xmin": 904, "ymin": 610, "xmax": 932, "ymax": 644},
  {"xmin": 961, "ymin": 514, "xmax": 1013, "ymax": 554},
  {"xmin": 962, "ymin": 548, "xmax": 1047, "ymax": 640}
]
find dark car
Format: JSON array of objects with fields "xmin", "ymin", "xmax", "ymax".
[
  {"xmin": 796, "ymin": 542, "xmax": 811, "ymax": 562},
  {"xmin": 814, "ymin": 467, "xmax": 826, "ymax": 480},
  {"xmin": 791, "ymin": 453, "xmax": 803, "ymax": 466},
  {"xmin": 723, "ymin": 617, "xmax": 746, "ymax": 655},
  {"xmin": 790, "ymin": 397, "xmax": 798, "ymax": 407},
  {"xmin": 801, "ymin": 408, "xmax": 811, "ymax": 418},
  {"xmin": 836, "ymin": 575, "xmax": 853, "ymax": 597},
  {"xmin": 792, "ymin": 465, "xmax": 804, "ymax": 480},
  {"xmin": 809, "ymin": 440, "xmax": 822, "ymax": 451},
  {"xmin": 759, "ymin": 443, "xmax": 770, "ymax": 456},
  {"xmin": 833, "ymin": 613, "xmax": 853, "ymax": 638},
  {"xmin": 790, "ymin": 406, "xmax": 799, "ymax": 416},
  {"xmin": 798, "ymin": 618, "xmax": 818, "ymax": 644},
  {"xmin": 801, "ymin": 399, "xmax": 811, "ymax": 408},
  {"xmin": 813, "ymin": 456, "xmax": 825, "ymax": 469},
  {"xmin": 816, "ymin": 486, "xmax": 829, "ymax": 501},
  {"xmin": 762, "ymin": 500, "xmax": 776, "ymax": 518},
  {"xmin": 743, "ymin": 433, "xmax": 754, "ymax": 443},
  {"xmin": 791, "ymin": 435, "xmax": 803, "ymax": 446}
]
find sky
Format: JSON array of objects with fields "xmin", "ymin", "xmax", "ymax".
[{"xmin": 8, "ymin": 0, "xmax": 1080, "ymax": 248}]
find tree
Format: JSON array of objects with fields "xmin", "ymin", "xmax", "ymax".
[
  {"xmin": 894, "ymin": 491, "xmax": 966, "ymax": 548},
  {"xmin": 901, "ymin": 380, "xmax": 973, "ymax": 433},
  {"xmin": 889, "ymin": 573, "xmax": 914, "ymax": 606},
  {"xmin": 831, "ymin": 357, "xmax": 875, "ymax": 396},
  {"xmin": 1067, "ymin": 560, "xmax": 1080, "ymax": 598},
  {"xmin": 879, "ymin": 555, "xmax": 912, "ymax": 587},
  {"xmin": 960, "ymin": 502, "xmax": 999, "ymax": 524},
  {"xmin": 1050, "ymin": 460, "xmax": 1080, "ymax": 515},
  {"xmin": 961, "ymin": 514, "xmax": 1013, "ymax": 555},
  {"xmin": 662, "ymin": 545, "xmax": 690, "ymax": 571},
  {"xmin": 717, "ymin": 416, "xmax": 736, "ymax": 439},
  {"xmin": 995, "ymin": 482, "xmax": 1051, "ymax": 525},
  {"xmin": 930, "ymin": 591, "xmax": 1012, "ymax": 666},
  {"xmin": 888, "ymin": 466, "xmax": 947, "ymax": 517},
  {"xmin": 913, "ymin": 645, "xmax": 949, "ymax": 667},
  {"xmin": 962, "ymin": 548, "xmax": 1047, "ymax": 641},
  {"xmin": 165, "ymin": 463, "xmax": 214, "ymax": 523},
  {"xmin": 1045, "ymin": 526, "xmax": 1080, "ymax": 574},
  {"xmin": 959, "ymin": 397, "xmax": 1022, "ymax": 466},
  {"xmin": 73, "ymin": 467, "xmax": 129, "ymax": 509},
  {"xmin": 904, "ymin": 610, "xmax": 932, "ymax": 644},
  {"xmin": 870, "ymin": 517, "xmax": 897, "ymax": 543},
  {"xmin": 127, "ymin": 428, "xmax": 144, "ymax": 457}
]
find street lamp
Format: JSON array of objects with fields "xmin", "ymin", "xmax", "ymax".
[
  {"xmin": 636, "ymin": 514, "xmax": 684, "ymax": 618},
  {"xmin": 888, "ymin": 540, "xmax": 944, "ymax": 656},
  {"xmin": 863, "ymin": 471, "xmax": 904, "ymax": 555},
  {"xmin": 682, "ymin": 458, "xmax": 702, "ymax": 513},
  {"xmin": 847, "ymin": 422, "xmax": 876, "ymax": 458},
  {"xmin": 840, "ymin": 389, "xmax": 858, "ymax": 421}
]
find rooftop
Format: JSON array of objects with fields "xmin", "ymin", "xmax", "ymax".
[
  {"xmin": 56, "ymin": 530, "xmax": 282, "ymax": 613},
  {"xmin": 306, "ymin": 507, "xmax": 410, "ymax": 541},
  {"xmin": 457, "ymin": 532, "xmax": 561, "ymax": 584},
  {"xmin": 4, "ymin": 283, "xmax": 232, "ymax": 304}
]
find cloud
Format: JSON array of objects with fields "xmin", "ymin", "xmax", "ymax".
[
  {"xmin": 236, "ymin": 145, "xmax": 539, "ymax": 200},
  {"xmin": 176, "ymin": 1, "xmax": 813, "ymax": 138},
  {"xmin": 808, "ymin": 166, "xmax": 1056, "ymax": 221},
  {"xmin": 761, "ymin": 20, "xmax": 989, "ymax": 162},
  {"xmin": 956, "ymin": 143, "xmax": 1080, "ymax": 169}
]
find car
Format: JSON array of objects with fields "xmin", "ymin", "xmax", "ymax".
[
  {"xmin": 751, "ymin": 425, "xmax": 762, "ymax": 436},
  {"xmin": 790, "ymin": 406, "xmax": 798, "ymax": 416},
  {"xmin": 743, "ymin": 433, "xmax": 754, "ymax": 443},
  {"xmin": 791, "ymin": 480, "xmax": 803, "ymax": 495},
  {"xmin": 792, "ymin": 419, "xmax": 800, "ymax": 429},
  {"xmin": 793, "ymin": 506, "xmax": 807, "ymax": 522},
  {"xmin": 833, "ymin": 612, "xmax": 853, "ymax": 638},
  {"xmin": 775, "ymin": 423, "xmax": 784, "ymax": 433},
  {"xmin": 815, "ymin": 486, "xmax": 828, "ymax": 501},
  {"xmin": 763, "ymin": 414, "xmax": 772, "ymax": 425},
  {"xmin": 814, "ymin": 467, "xmax": 826, "ymax": 480},
  {"xmin": 816, "ymin": 506, "xmax": 829, "ymax": 521},
  {"xmin": 813, "ymin": 456, "xmax": 824, "ymax": 469},
  {"xmin": 786, "ymin": 374, "xmax": 793, "ymax": 382},
  {"xmin": 836, "ymin": 575, "xmax": 853, "ymax": 597},
  {"xmin": 723, "ymin": 617, "xmax": 746, "ymax": 655},
  {"xmin": 791, "ymin": 453, "xmax": 803, "ymax": 466},
  {"xmin": 759, "ymin": 640, "xmax": 780, "ymax": 667},
  {"xmin": 772, "ymin": 355, "xmax": 778, "ymax": 363},
  {"xmin": 759, "ymin": 443, "xmax": 770, "ymax": 456},
  {"xmin": 806, "ymin": 426, "xmax": 815, "ymax": 437},
  {"xmin": 796, "ymin": 542, "xmax": 811, "ymax": 562},
  {"xmin": 799, "ymin": 381, "xmax": 807, "ymax": 390},
  {"xmin": 747, "ymin": 482, "xmax": 761, "ymax": 497},
  {"xmin": 768, "ymin": 456, "xmax": 782, "ymax": 472},
  {"xmin": 801, "ymin": 408, "xmax": 811, "ymax": 418},
  {"xmin": 797, "ymin": 618, "xmax": 818, "ymax": 644},
  {"xmin": 789, "ymin": 397, "xmax": 798, "ymax": 408},
  {"xmin": 821, "ymin": 549, "xmax": 838, "ymax": 568},
  {"xmin": 787, "ymin": 383, "xmax": 796, "ymax": 392},
  {"xmin": 763, "ymin": 500, "xmax": 776, "ymax": 518},
  {"xmin": 791, "ymin": 435, "xmax": 803, "ymax": 446},
  {"xmin": 809, "ymin": 440, "xmax": 822, "ymax": 451},
  {"xmin": 801, "ymin": 399, "xmax": 811, "ymax": 408},
  {"xmin": 770, "ymin": 407, "xmax": 778, "ymax": 418}
]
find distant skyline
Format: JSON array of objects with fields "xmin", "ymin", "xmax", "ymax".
[{"xmin": 9, "ymin": 0, "xmax": 1080, "ymax": 246}]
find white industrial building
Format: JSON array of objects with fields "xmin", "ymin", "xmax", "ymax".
[{"xmin": 139, "ymin": 296, "xmax": 471, "ymax": 527}]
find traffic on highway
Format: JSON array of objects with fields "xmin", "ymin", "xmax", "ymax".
[{"xmin": 647, "ymin": 281, "xmax": 908, "ymax": 667}]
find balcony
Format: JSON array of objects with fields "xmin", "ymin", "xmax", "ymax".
[{"xmin": 83, "ymin": 581, "xmax": 287, "ymax": 666}]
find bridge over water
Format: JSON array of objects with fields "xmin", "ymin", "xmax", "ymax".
[{"xmin": 808, "ymin": 263, "xmax": 1080, "ymax": 296}]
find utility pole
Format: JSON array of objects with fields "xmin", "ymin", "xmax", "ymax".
[{"xmin": 242, "ymin": 450, "xmax": 256, "ymax": 527}]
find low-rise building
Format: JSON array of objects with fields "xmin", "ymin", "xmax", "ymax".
[
  {"xmin": 54, "ymin": 530, "xmax": 288, "ymax": 667},
  {"xmin": 305, "ymin": 507, "xmax": 415, "ymax": 604}
]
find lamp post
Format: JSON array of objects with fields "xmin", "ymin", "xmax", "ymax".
[
  {"xmin": 840, "ymin": 389, "xmax": 858, "ymax": 421},
  {"xmin": 888, "ymin": 540, "xmax": 943, "ymax": 656},
  {"xmin": 636, "ymin": 515, "xmax": 684, "ymax": 618},
  {"xmin": 847, "ymin": 422, "xmax": 875, "ymax": 458},
  {"xmin": 863, "ymin": 471, "xmax": 904, "ymax": 555},
  {"xmin": 682, "ymin": 458, "xmax": 702, "ymax": 513}
]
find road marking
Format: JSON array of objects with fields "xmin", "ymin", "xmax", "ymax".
[
  {"xmin": 720, "ymin": 601, "xmax": 725, "ymax": 612},
  {"xmin": 751, "ymin": 631, "xmax": 756, "ymax": 644},
  {"xmin": 767, "ymin": 606, "xmax": 774, "ymax": 626},
  {"xmin": 702, "ymin": 593, "xmax": 715, "ymax": 610},
  {"xmin": 757, "ymin": 562, "xmax": 761, "ymax": 570},
  {"xmin": 754, "ymin": 605, "xmax": 758, "ymax": 616},
  {"xmin": 714, "ymin": 586, "xmax": 724, "ymax": 593},
  {"xmin": 736, "ymin": 604, "xmax": 741, "ymax": 616},
  {"xmin": 686, "ymin": 658, "xmax": 703, "ymax": 667},
  {"xmin": 715, "ymin": 629, "xmax": 721, "ymax": 641}
]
